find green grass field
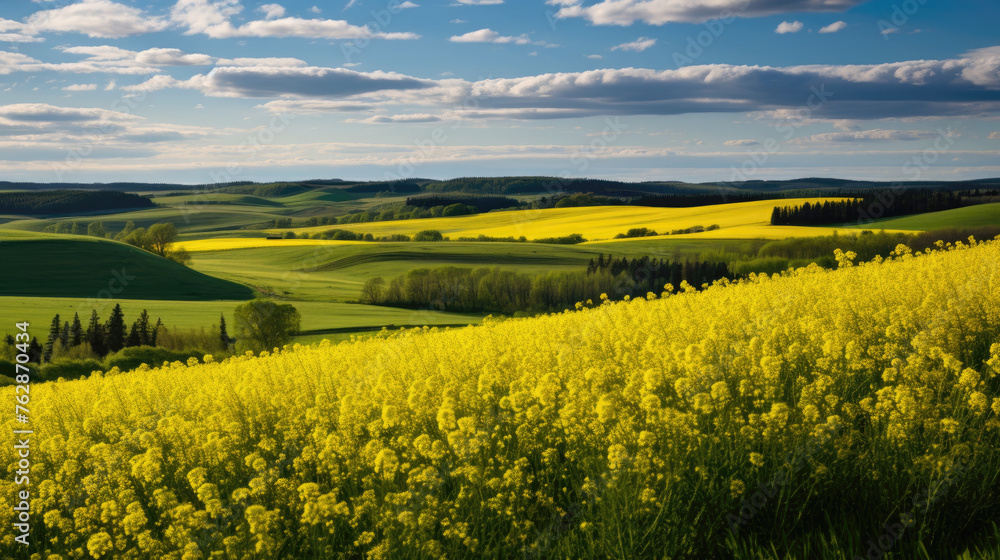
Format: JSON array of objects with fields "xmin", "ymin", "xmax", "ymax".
[
  {"xmin": 841, "ymin": 202, "xmax": 1000, "ymax": 230},
  {"xmin": 187, "ymin": 242, "xmax": 603, "ymax": 301},
  {"xmin": 0, "ymin": 296, "xmax": 484, "ymax": 343},
  {"xmin": 0, "ymin": 233, "xmax": 253, "ymax": 300}
]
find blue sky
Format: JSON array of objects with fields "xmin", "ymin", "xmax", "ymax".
[{"xmin": 1, "ymin": 0, "xmax": 998, "ymax": 184}]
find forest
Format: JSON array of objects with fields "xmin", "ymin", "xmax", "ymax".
[{"xmin": 0, "ymin": 190, "xmax": 154, "ymax": 214}]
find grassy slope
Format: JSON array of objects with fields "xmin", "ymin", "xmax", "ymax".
[
  {"xmin": 186, "ymin": 242, "xmax": 601, "ymax": 301},
  {"xmin": 0, "ymin": 232, "xmax": 253, "ymax": 300},
  {"xmin": 840, "ymin": 202, "xmax": 1000, "ymax": 231}
]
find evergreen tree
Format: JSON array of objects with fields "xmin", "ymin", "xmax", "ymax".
[
  {"xmin": 44, "ymin": 313, "xmax": 61, "ymax": 362},
  {"xmin": 136, "ymin": 310, "xmax": 152, "ymax": 346},
  {"xmin": 70, "ymin": 312, "xmax": 83, "ymax": 347},
  {"xmin": 27, "ymin": 337, "xmax": 43, "ymax": 363},
  {"xmin": 86, "ymin": 309, "xmax": 107, "ymax": 357},
  {"xmin": 126, "ymin": 322, "xmax": 142, "ymax": 347},
  {"xmin": 219, "ymin": 313, "xmax": 230, "ymax": 349},
  {"xmin": 105, "ymin": 304, "xmax": 126, "ymax": 353},
  {"xmin": 151, "ymin": 318, "xmax": 163, "ymax": 346},
  {"xmin": 60, "ymin": 321, "xmax": 70, "ymax": 350}
]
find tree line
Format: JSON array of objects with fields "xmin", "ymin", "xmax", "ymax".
[
  {"xmin": 360, "ymin": 255, "xmax": 731, "ymax": 314},
  {"xmin": 0, "ymin": 190, "xmax": 154, "ymax": 214},
  {"xmin": 770, "ymin": 190, "xmax": 967, "ymax": 226},
  {"xmin": 405, "ymin": 194, "xmax": 521, "ymax": 212}
]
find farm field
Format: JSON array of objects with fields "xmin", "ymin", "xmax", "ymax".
[
  {"xmin": 4, "ymin": 237, "xmax": 997, "ymax": 558},
  {"xmin": 185, "ymin": 242, "xmax": 598, "ymax": 301},
  {"xmin": 0, "ymin": 234, "xmax": 253, "ymax": 300},
  {"xmin": 840, "ymin": 202, "xmax": 1000, "ymax": 231},
  {"xmin": 271, "ymin": 198, "xmax": 860, "ymax": 242}
]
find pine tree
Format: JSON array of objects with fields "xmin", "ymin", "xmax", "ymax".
[
  {"xmin": 27, "ymin": 337, "xmax": 43, "ymax": 363},
  {"xmin": 136, "ymin": 310, "xmax": 152, "ymax": 346},
  {"xmin": 106, "ymin": 304, "xmax": 126, "ymax": 353},
  {"xmin": 126, "ymin": 322, "xmax": 142, "ymax": 347},
  {"xmin": 70, "ymin": 312, "xmax": 83, "ymax": 347},
  {"xmin": 44, "ymin": 313, "xmax": 61, "ymax": 362},
  {"xmin": 151, "ymin": 318, "xmax": 163, "ymax": 346},
  {"xmin": 219, "ymin": 313, "xmax": 230, "ymax": 349},
  {"xmin": 86, "ymin": 309, "xmax": 107, "ymax": 357},
  {"xmin": 59, "ymin": 321, "xmax": 70, "ymax": 350}
]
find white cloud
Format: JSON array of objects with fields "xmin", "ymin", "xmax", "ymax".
[
  {"xmin": 454, "ymin": 0, "xmax": 503, "ymax": 4},
  {"xmin": 0, "ymin": 33, "xmax": 45, "ymax": 43},
  {"xmin": 104, "ymin": 79, "xmax": 116, "ymax": 90},
  {"xmin": 450, "ymin": 19, "xmax": 468, "ymax": 23},
  {"xmin": 25, "ymin": 0, "xmax": 168, "ymax": 38},
  {"xmin": 309, "ymin": 6, "xmax": 322, "ymax": 14},
  {"xmin": 724, "ymin": 139, "xmax": 758, "ymax": 146},
  {"xmin": 118, "ymin": 52, "xmax": 1000, "ymax": 125},
  {"xmin": 257, "ymin": 4, "xmax": 286, "ymax": 19},
  {"xmin": 399, "ymin": 1, "xmax": 420, "ymax": 8},
  {"xmin": 819, "ymin": 20, "xmax": 847, "ymax": 33},
  {"xmin": 554, "ymin": 0, "xmax": 867, "ymax": 26},
  {"xmin": 988, "ymin": 132, "xmax": 1000, "ymax": 140},
  {"xmin": 62, "ymin": 83, "xmax": 98, "ymax": 91},
  {"xmin": 128, "ymin": 65, "xmax": 432, "ymax": 98},
  {"xmin": 171, "ymin": 1, "xmax": 420, "ymax": 39},
  {"xmin": 587, "ymin": 54, "xmax": 603, "ymax": 59},
  {"xmin": 610, "ymin": 37, "xmax": 656, "ymax": 52},
  {"xmin": 343, "ymin": 0, "xmax": 358, "ymax": 9},
  {"xmin": 0, "ymin": 102, "xmax": 211, "ymax": 145},
  {"xmin": 775, "ymin": 21, "xmax": 803, "ymax": 34},
  {"xmin": 449, "ymin": 28, "xmax": 544, "ymax": 45}
]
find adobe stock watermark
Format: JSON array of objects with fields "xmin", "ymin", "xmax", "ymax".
[
  {"xmin": 726, "ymin": 424, "xmax": 840, "ymax": 535},
  {"xmin": 673, "ymin": 0, "xmax": 750, "ymax": 68},
  {"xmin": 856, "ymin": 127, "xmax": 956, "ymax": 224},
  {"xmin": 179, "ymin": 112, "xmax": 295, "ymax": 224},
  {"xmin": 877, "ymin": 0, "xmax": 928, "ymax": 39},
  {"xmin": 51, "ymin": 91, "xmax": 148, "ymax": 181},
  {"xmin": 340, "ymin": 0, "xmax": 414, "ymax": 63},
  {"xmin": 853, "ymin": 461, "xmax": 965, "ymax": 559},
  {"xmin": 729, "ymin": 84, "xmax": 834, "ymax": 183}
]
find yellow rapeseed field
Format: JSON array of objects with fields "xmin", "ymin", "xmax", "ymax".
[
  {"xmin": 3, "ymin": 238, "xmax": 999, "ymax": 558},
  {"xmin": 270, "ymin": 199, "xmax": 872, "ymax": 242}
]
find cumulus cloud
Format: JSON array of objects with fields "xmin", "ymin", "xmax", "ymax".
[
  {"xmin": 25, "ymin": 0, "xmax": 168, "ymax": 38},
  {"xmin": 123, "ymin": 52, "xmax": 1000, "ymax": 124},
  {"xmin": 987, "ymin": 131, "xmax": 1000, "ymax": 140},
  {"xmin": 775, "ymin": 21, "xmax": 803, "ymax": 34},
  {"xmin": 553, "ymin": 0, "xmax": 867, "ymax": 26},
  {"xmin": 0, "ymin": 33, "xmax": 45, "ymax": 43},
  {"xmin": 171, "ymin": 0, "xmax": 418, "ymax": 39},
  {"xmin": 62, "ymin": 83, "xmax": 98, "ymax": 91},
  {"xmin": 454, "ymin": 0, "xmax": 504, "ymax": 4},
  {"xmin": 128, "ymin": 65, "xmax": 433, "ymax": 98},
  {"xmin": 0, "ymin": 102, "xmax": 210, "ymax": 146},
  {"xmin": 610, "ymin": 37, "xmax": 656, "ymax": 52},
  {"xmin": 819, "ymin": 20, "xmax": 847, "ymax": 33},
  {"xmin": 449, "ymin": 28, "xmax": 541, "ymax": 45},
  {"xmin": 257, "ymin": 3, "xmax": 286, "ymax": 19}
]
